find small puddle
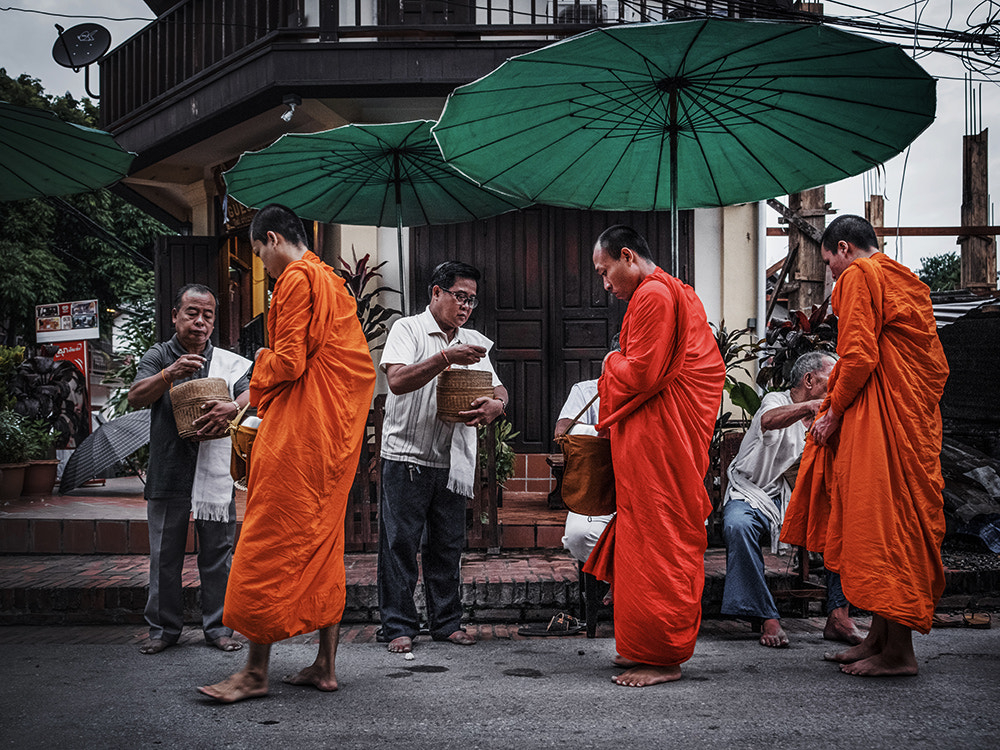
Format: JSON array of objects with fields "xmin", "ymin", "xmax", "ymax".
[
  {"xmin": 405, "ymin": 665, "xmax": 449, "ymax": 673},
  {"xmin": 502, "ymin": 668, "xmax": 545, "ymax": 678}
]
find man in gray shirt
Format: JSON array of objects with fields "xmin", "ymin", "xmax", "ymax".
[{"xmin": 129, "ymin": 284, "xmax": 251, "ymax": 654}]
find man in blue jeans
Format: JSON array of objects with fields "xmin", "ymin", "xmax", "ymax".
[
  {"xmin": 721, "ymin": 351, "xmax": 864, "ymax": 648},
  {"xmin": 377, "ymin": 261, "xmax": 509, "ymax": 653}
]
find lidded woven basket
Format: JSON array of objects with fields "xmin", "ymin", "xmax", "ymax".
[
  {"xmin": 171, "ymin": 377, "xmax": 231, "ymax": 439},
  {"xmin": 436, "ymin": 369, "xmax": 493, "ymax": 423}
]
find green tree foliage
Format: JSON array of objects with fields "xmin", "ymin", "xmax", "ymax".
[
  {"xmin": 917, "ymin": 251, "xmax": 960, "ymax": 292},
  {"xmin": 0, "ymin": 69, "xmax": 166, "ymax": 344}
]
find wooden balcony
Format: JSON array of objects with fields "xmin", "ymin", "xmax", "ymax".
[{"xmin": 99, "ymin": 0, "xmax": 789, "ymax": 130}]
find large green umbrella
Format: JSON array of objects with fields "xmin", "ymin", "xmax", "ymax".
[
  {"xmin": 224, "ymin": 120, "xmax": 529, "ymax": 311},
  {"xmin": 0, "ymin": 101, "xmax": 135, "ymax": 201},
  {"xmin": 433, "ymin": 18, "xmax": 936, "ymax": 268}
]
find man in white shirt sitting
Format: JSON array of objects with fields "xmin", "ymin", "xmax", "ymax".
[{"xmin": 721, "ymin": 351, "xmax": 864, "ymax": 648}]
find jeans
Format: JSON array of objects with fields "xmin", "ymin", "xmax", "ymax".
[
  {"xmin": 377, "ymin": 459, "xmax": 466, "ymax": 641},
  {"xmin": 721, "ymin": 497, "xmax": 848, "ymax": 619}
]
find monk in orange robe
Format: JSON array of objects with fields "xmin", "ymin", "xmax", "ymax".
[
  {"xmin": 199, "ymin": 204, "xmax": 376, "ymax": 702},
  {"xmin": 781, "ymin": 215, "xmax": 948, "ymax": 677},
  {"xmin": 588, "ymin": 225, "xmax": 724, "ymax": 687}
]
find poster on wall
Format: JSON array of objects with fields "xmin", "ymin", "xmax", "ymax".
[
  {"xmin": 36, "ymin": 299, "xmax": 100, "ymax": 343},
  {"xmin": 51, "ymin": 341, "xmax": 92, "ymax": 449}
]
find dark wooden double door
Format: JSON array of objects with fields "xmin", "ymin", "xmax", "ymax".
[{"xmin": 412, "ymin": 206, "xmax": 691, "ymax": 453}]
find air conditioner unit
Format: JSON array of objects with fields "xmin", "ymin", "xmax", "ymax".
[{"xmin": 551, "ymin": 2, "xmax": 607, "ymax": 23}]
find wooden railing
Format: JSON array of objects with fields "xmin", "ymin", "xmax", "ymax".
[{"xmin": 99, "ymin": 0, "xmax": 785, "ymax": 126}]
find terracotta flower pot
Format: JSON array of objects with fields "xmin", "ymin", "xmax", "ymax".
[
  {"xmin": 22, "ymin": 459, "xmax": 60, "ymax": 497},
  {"xmin": 0, "ymin": 463, "xmax": 29, "ymax": 501}
]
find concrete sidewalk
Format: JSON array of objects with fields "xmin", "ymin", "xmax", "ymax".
[{"xmin": 1, "ymin": 624, "xmax": 997, "ymax": 749}]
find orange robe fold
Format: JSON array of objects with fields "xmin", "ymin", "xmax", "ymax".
[
  {"xmin": 781, "ymin": 254, "xmax": 948, "ymax": 634},
  {"xmin": 224, "ymin": 251, "xmax": 376, "ymax": 644},
  {"xmin": 596, "ymin": 269, "xmax": 724, "ymax": 667}
]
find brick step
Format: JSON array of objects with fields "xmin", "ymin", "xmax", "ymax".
[{"xmin": 0, "ymin": 548, "xmax": 846, "ymax": 627}]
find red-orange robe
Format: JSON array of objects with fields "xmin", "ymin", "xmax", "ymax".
[
  {"xmin": 224, "ymin": 251, "xmax": 376, "ymax": 644},
  {"xmin": 591, "ymin": 268, "xmax": 724, "ymax": 667},
  {"xmin": 781, "ymin": 253, "xmax": 948, "ymax": 634}
]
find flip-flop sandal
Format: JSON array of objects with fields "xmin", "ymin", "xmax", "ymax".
[
  {"xmin": 517, "ymin": 612, "xmax": 584, "ymax": 637},
  {"xmin": 932, "ymin": 613, "xmax": 964, "ymax": 628},
  {"xmin": 963, "ymin": 610, "xmax": 992, "ymax": 629}
]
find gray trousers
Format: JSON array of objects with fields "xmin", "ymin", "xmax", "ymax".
[{"xmin": 145, "ymin": 496, "xmax": 236, "ymax": 643}]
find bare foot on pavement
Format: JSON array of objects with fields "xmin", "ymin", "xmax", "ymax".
[
  {"xmin": 282, "ymin": 665, "xmax": 338, "ymax": 691},
  {"xmin": 759, "ymin": 619, "xmax": 789, "ymax": 648},
  {"xmin": 139, "ymin": 639, "xmax": 172, "ymax": 655},
  {"xmin": 446, "ymin": 630, "xmax": 475, "ymax": 646},
  {"xmin": 612, "ymin": 664, "xmax": 682, "ymax": 687},
  {"xmin": 197, "ymin": 671, "xmax": 268, "ymax": 703},
  {"xmin": 387, "ymin": 636, "xmax": 412, "ymax": 653}
]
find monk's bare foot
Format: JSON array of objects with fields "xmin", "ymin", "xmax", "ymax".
[
  {"xmin": 824, "ymin": 616, "xmax": 865, "ymax": 646},
  {"xmin": 282, "ymin": 664, "xmax": 338, "ymax": 692},
  {"xmin": 840, "ymin": 653, "xmax": 918, "ymax": 677},
  {"xmin": 139, "ymin": 639, "xmax": 172, "ymax": 655},
  {"xmin": 612, "ymin": 663, "xmax": 682, "ymax": 687},
  {"xmin": 613, "ymin": 654, "xmax": 638, "ymax": 668},
  {"xmin": 207, "ymin": 636, "xmax": 243, "ymax": 652},
  {"xmin": 197, "ymin": 671, "xmax": 268, "ymax": 703},
  {"xmin": 823, "ymin": 640, "xmax": 879, "ymax": 664},
  {"xmin": 446, "ymin": 630, "xmax": 475, "ymax": 646},
  {"xmin": 759, "ymin": 619, "xmax": 789, "ymax": 648},
  {"xmin": 387, "ymin": 636, "xmax": 412, "ymax": 653},
  {"xmin": 602, "ymin": 582, "xmax": 614, "ymax": 606}
]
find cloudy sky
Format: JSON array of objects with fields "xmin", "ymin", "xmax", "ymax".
[{"xmin": 1, "ymin": 0, "xmax": 997, "ymax": 273}]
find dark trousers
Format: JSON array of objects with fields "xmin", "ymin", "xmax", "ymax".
[
  {"xmin": 377, "ymin": 459, "xmax": 466, "ymax": 641},
  {"xmin": 145, "ymin": 496, "xmax": 236, "ymax": 643}
]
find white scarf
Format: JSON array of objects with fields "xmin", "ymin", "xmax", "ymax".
[
  {"xmin": 191, "ymin": 348, "xmax": 252, "ymax": 522},
  {"xmin": 447, "ymin": 422, "xmax": 477, "ymax": 499}
]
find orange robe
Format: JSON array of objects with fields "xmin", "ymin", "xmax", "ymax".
[
  {"xmin": 224, "ymin": 251, "xmax": 376, "ymax": 643},
  {"xmin": 592, "ymin": 268, "xmax": 724, "ymax": 667},
  {"xmin": 781, "ymin": 254, "xmax": 948, "ymax": 634}
]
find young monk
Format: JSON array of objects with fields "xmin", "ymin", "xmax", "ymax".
[
  {"xmin": 587, "ymin": 225, "xmax": 724, "ymax": 687},
  {"xmin": 198, "ymin": 204, "xmax": 376, "ymax": 702},
  {"xmin": 781, "ymin": 215, "xmax": 949, "ymax": 677}
]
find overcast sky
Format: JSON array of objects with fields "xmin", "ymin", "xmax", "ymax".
[{"xmin": 1, "ymin": 0, "xmax": 997, "ymax": 273}]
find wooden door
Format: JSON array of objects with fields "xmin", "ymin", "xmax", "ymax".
[{"xmin": 412, "ymin": 206, "xmax": 691, "ymax": 452}]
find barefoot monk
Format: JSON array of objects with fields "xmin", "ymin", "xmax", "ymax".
[
  {"xmin": 198, "ymin": 204, "xmax": 376, "ymax": 702},
  {"xmin": 587, "ymin": 225, "xmax": 724, "ymax": 687},
  {"xmin": 781, "ymin": 215, "xmax": 949, "ymax": 677}
]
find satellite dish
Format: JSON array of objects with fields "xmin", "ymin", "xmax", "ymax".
[{"xmin": 52, "ymin": 23, "xmax": 112, "ymax": 70}]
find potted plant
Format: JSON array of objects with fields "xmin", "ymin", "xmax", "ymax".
[
  {"xmin": 21, "ymin": 418, "xmax": 59, "ymax": 496},
  {"xmin": 0, "ymin": 410, "xmax": 30, "ymax": 500}
]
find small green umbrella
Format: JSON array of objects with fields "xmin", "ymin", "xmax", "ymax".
[
  {"xmin": 224, "ymin": 120, "xmax": 529, "ymax": 311},
  {"xmin": 0, "ymin": 101, "xmax": 135, "ymax": 201},
  {"xmin": 433, "ymin": 18, "xmax": 936, "ymax": 269}
]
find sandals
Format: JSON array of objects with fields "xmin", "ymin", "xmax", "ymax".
[
  {"xmin": 517, "ymin": 612, "xmax": 584, "ymax": 637},
  {"xmin": 963, "ymin": 610, "xmax": 992, "ymax": 629}
]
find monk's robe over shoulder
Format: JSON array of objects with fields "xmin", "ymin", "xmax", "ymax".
[
  {"xmin": 593, "ymin": 269, "xmax": 724, "ymax": 667},
  {"xmin": 781, "ymin": 254, "xmax": 948, "ymax": 634},
  {"xmin": 225, "ymin": 251, "xmax": 376, "ymax": 644}
]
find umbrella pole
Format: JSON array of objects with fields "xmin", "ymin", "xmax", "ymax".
[
  {"xmin": 393, "ymin": 153, "xmax": 407, "ymax": 314},
  {"xmin": 668, "ymin": 87, "xmax": 679, "ymax": 276},
  {"xmin": 396, "ymin": 202, "xmax": 406, "ymax": 315}
]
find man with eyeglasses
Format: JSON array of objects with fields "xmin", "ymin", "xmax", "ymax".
[{"xmin": 377, "ymin": 260, "xmax": 509, "ymax": 654}]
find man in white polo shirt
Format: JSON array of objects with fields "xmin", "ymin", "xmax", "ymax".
[{"xmin": 377, "ymin": 261, "xmax": 509, "ymax": 654}]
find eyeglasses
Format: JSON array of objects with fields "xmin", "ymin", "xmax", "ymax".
[{"xmin": 440, "ymin": 288, "xmax": 479, "ymax": 309}]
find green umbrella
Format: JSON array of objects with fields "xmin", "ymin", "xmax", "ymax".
[
  {"xmin": 0, "ymin": 101, "xmax": 135, "ymax": 201},
  {"xmin": 433, "ymin": 18, "xmax": 936, "ymax": 268},
  {"xmin": 224, "ymin": 120, "xmax": 529, "ymax": 311}
]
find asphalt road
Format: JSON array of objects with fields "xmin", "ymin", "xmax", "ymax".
[{"xmin": 2, "ymin": 627, "xmax": 997, "ymax": 749}]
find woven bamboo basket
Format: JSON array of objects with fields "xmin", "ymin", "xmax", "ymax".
[
  {"xmin": 436, "ymin": 369, "xmax": 493, "ymax": 423},
  {"xmin": 171, "ymin": 377, "xmax": 231, "ymax": 440}
]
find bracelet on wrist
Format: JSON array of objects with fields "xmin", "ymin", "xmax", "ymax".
[{"xmin": 441, "ymin": 349, "xmax": 450, "ymax": 366}]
